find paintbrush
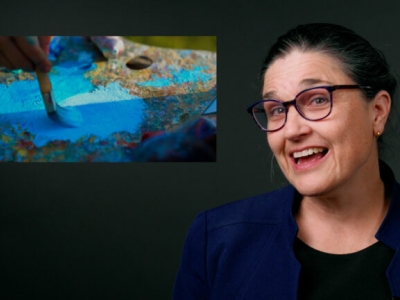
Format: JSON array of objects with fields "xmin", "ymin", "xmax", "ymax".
[
  {"xmin": 32, "ymin": 36, "xmax": 83, "ymax": 127},
  {"xmin": 35, "ymin": 69, "xmax": 83, "ymax": 127}
]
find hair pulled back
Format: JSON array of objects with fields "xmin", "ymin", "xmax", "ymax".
[{"xmin": 260, "ymin": 23, "xmax": 397, "ymax": 100}]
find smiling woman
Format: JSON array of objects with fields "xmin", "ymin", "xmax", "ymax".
[
  {"xmin": 173, "ymin": 23, "xmax": 400, "ymax": 299},
  {"xmin": 262, "ymin": 50, "xmax": 390, "ymax": 199}
]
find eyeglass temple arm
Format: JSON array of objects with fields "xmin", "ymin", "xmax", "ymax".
[{"xmin": 247, "ymin": 107, "xmax": 265, "ymax": 113}]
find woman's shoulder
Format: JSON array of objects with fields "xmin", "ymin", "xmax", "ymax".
[{"xmin": 202, "ymin": 185, "xmax": 296, "ymax": 232}]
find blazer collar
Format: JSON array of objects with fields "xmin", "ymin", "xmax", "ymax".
[{"xmin": 375, "ymin": 160, "xmax": 400, "ymax": 249}]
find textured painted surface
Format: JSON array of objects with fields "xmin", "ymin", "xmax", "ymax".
[
  {"xmin": 1, "ymin": 60, "xmax": 145, "ymax": 147},
  {"xmin": 0, "ymin": 36, "xmax": 216, "ymax": 162}
]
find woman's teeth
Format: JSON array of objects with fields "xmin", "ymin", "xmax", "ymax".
[{"xmin": 293, "ymin": 148, "xmax": 325, "ymax": 159}]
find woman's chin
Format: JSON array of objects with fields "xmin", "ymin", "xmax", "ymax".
[{"xmin": 290, "ymin": 177, "xmax": 332, "ymax": 198}]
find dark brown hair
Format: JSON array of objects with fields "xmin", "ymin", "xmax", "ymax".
[{"xmin": 260, "ymin": 23, "xmax": 397, "ymax": 100}]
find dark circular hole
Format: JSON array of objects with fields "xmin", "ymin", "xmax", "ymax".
[{"xmin": 126, "ymin": 55, "xmax": 153, "ymax": 70}]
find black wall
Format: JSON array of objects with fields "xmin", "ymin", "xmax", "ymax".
[{"xmin": 1, "ymin": 0, "xmax": 400, "ymax": 298}]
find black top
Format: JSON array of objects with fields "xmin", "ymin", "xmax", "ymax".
[{"xmin": 294, "ymin": 237, "xmax": 395, "ymax": 299}]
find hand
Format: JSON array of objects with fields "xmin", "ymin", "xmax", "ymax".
[
  {"xmin": 89, "ymin": 36, "xmax": 125, "ymax": 59},
  {"xmin": 0, "ymin": 36, "xmax": 53, "ymax": 72}
]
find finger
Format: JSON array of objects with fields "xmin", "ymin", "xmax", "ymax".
[
  {"xmin": 38, "ymin": 36, "xmax": 53, "ymax": 55},
  {"xmin": 13, "ymin": 36, "xmax": 51, "ymax": 72},
  {"xmin": 0, "ymin": 51, "xmax": 15, "ymax": 70},
  {"xmin": 0, "ymin": 36, "xmax": 35, "ymax": 70},
  {"xmin": 89, "ymin": 36, "xmax": 125, "ymax": 58}
]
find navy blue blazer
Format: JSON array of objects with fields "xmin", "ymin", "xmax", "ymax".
[{"xmin": 173, "ymin": 163, "xmax": 400, "ymax": 299}]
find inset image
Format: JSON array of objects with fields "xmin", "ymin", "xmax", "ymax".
[{"xmin": 0, "ymin": 36, "xmax": 216, "ymax": 162}]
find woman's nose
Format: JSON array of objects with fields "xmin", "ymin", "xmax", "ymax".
[{"xmin": 282, "ymin": 106, "xmax": 312, "ymax": 140}]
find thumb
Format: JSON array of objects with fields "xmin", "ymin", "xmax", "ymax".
[{"xmin": 89, "ymin": 36, "xmax": 125, "ymax": 59}]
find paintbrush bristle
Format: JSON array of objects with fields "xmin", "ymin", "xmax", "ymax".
[
  {"xmin": 48, "ymin": 104, "xmax": 83, "ymax": 127},
  {"xmin": 41, "ymin": 91, "xmax": 83, "ymax": 127}
]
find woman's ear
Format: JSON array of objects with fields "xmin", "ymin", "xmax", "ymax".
[{"xmin": 372, "ymin": 90, "xmax": 391, "ymax": 134}]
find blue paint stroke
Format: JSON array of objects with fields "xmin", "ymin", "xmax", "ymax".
[
  {"xmin": 1, "ymin": 50, "xmax": 145, "ymax": 147},
  {"xmin": 0, "ymin": 81, "xmax": 44, "ymax": 114},
  {"xmin": 0, "ymin": 43, "xmax": 96, "ymax": 115},
  {"xmin": 0, "ymin": 82, "xmax": 146, "ymax": 147},
  {"xmin": 1, "ymin": 41, "xmax": 146, "ymax": 147},
  {"xmin": 0, "ymin": 63, "xmax": 95, "ymax": 114}
]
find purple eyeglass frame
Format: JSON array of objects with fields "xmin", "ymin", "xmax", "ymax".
[{"xmin": 247, "ymin": 85, "xmax": 372, "ymax": 132}]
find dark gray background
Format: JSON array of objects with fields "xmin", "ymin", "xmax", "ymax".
[{"xmin": 1, "ymin": 0, "xmax": 400, "ymax": 298}]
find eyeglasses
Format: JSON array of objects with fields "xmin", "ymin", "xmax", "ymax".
[{"xmin": 247, "ymin": 85, "xmax": 372, "ymax": 132}]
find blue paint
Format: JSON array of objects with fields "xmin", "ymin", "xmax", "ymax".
[
  {"xmin": 0, "ymin": 63, "xmax": 95, "ymax": 114},
  {"xmin": 56, "ymin": 51, "xmax": 95, "ymax": 70},
  {"xmin": 0, "ymin": 44, "xmax": 146, "ymax": 147},
  {"xmin": 48, "ymin": 36, "xmax": 86, "ymax": 61},
  {"xmin": 48, "ymin": 36, "xmax": 64, "ymax": 60},
  {"xmin": 50, "ymin": 65, "xmax": 95, "ymax": 102},
  {"xmin": 137, "ymin": 65, "xmax": 213, "ymax": 87},
  {"xmin": 202, "ymin": 98, "xmax": 217, "ymax": 114},
  {"xmin": 0, "ymin": 82, "xmax": 146, "ymax": 147},
  {"xmin": 0, "ymin": 81, "xmax": 44, "ymax": 114},
  {"xmin": 138, "ymin": 77, "xmax": 172, "ymax": 87}
]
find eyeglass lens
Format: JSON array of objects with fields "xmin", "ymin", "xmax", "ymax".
[{"xmin": 252, "ymin": 87, "xmax": 332, "ymax": 131}]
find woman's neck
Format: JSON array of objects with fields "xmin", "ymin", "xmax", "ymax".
[{"xmin": 295, "ymin": 162, "xmax": 389, "ymax": 254}]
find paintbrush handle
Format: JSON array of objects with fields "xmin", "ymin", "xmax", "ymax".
[
  {"xmin": 35, "ymin": 69, "xmax": 56, "ymax": 113},
  {"xmin": 30, "ymin": 35, "xmax": 52, "ymax": 94},
  {"xmin": 30, "ymin": 36, "xmax": 56, "ymax": 114},
  {"xmin": 35, "ymin": 69, "xmax": 52, "ymax": 94}
]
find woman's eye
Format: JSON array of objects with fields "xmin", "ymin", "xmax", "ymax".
[
  {"xmin": 310, "ymin": 96, "xmax": 329, "ymax": 105},
  {"xmin": 269, "ymin": 106, "xmax": 285, "ymax": 116}
]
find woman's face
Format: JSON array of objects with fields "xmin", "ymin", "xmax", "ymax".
[{"xmin": 263, "ymin": 50, "xmax": 387, "ymax": 197}]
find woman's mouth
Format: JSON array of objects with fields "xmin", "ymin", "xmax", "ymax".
[{"xmin": 292, "ymin": 147, "xmax": 328, "ymax": 165}]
